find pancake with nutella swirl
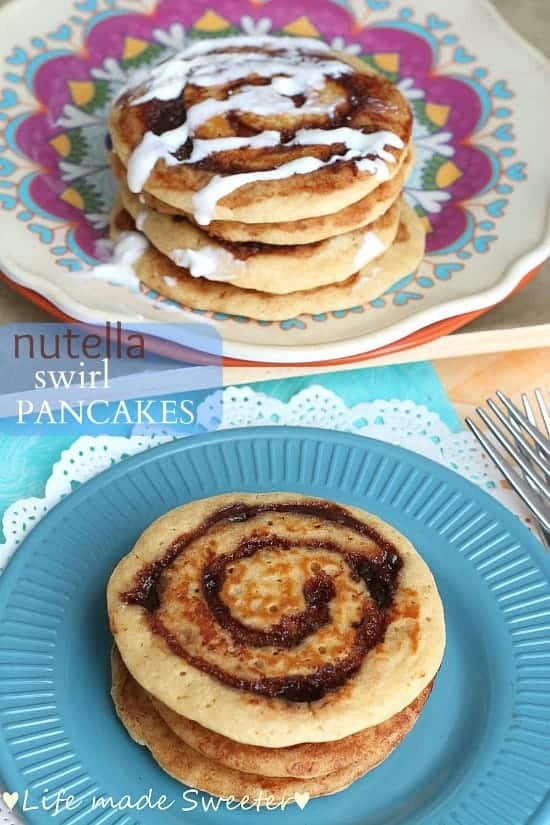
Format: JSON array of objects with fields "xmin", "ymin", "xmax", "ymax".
[
  {"xmin": 110, "ymin": 148, "xmax": 414, "ymax": 246},
  {"xmin": 149, "ymin": 674, "xmax": 434, "ymax": 779},
  {"xmin": 111, "ymin": 647, "xmax": 433, "ymax": 802},
  {"xmin": 110, "ymin": 199, "xmax": 425, "ymax": 319},
  {"xmin": 108, "ymin": 36, "xmax": 412, "ymax": 226},
  {"xmin": 107, "ymin": 493, "xmax": 445, "ymax": 748},
  {"xmin": 115, "ymin": 175, "xmax": 401, "ymax": 294}
]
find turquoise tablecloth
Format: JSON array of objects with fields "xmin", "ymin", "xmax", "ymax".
[{"xmin": 0, "ymin": 362, "xmax": 461, "ymax": 542}]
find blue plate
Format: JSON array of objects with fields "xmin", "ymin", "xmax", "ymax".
[{"xmin": 1, "ymin": 428, "xmax": 550, "ymax": 825}]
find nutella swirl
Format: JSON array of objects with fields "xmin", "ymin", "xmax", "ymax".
[
  {"xmin": 111, "ymin": 36, "xmax": 411, "ymax": 224},
  {"xmin": 122, "ymin": 500, "xmax": 402, "ymax": 702}
]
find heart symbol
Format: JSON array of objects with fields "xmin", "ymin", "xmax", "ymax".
[
  {"xmin": 2, "ymin": 792, "xmax": 19, "ymax": 811},
  {"xmin": 395, "ymin": 291, "xmax": 422, "ymax": 305},
  {"xmin": 6, "ymin": 47, "xmax": 26, "ymax": 65},
  {"xmin": 280, "ymin": 318, "xmax": 306, "ymax": 330},
  {"xmin": 493, "ymin": 123, "xmax": 513, "ymax": 141},
  {"xmin": 58, "ymin": 258, "xmax": 82, "ymax": 271},
  {"xmin": 473, "ymin": 235, "xmax": 496, "ymax": 253},
  {"xmin": 487, "ymin": 199, "xmax": 507, "ymax": 217},
  {"xmin": 29, "ymin": 224, "xmax": 53, "ymax": 243},
  {"xmin": 434, "ymin": 262, "xmax": 462, "ymax": 280},
  {"xmin": 0, "ymin": 194, "xmax": 16, "ymax": 210},
  {"xmin": 294, "ymin": 792, "xmax": 310, "ymax": 810},
  {"xmin": 506, "ymin": 162, "xmax": 526, "ymax": 181},
  {"xmin": 492, "ymin": 80, "xmax": 513, "ymax": 99},
  {"xmin": 427, "ymin": 13, "xmax": 449, "ymax": 29},
  {"xmin": 0, "ymin": 158, "xmax": 15, "ymax": 175},
  {"xmin": 49, "ymin": 25, "xmax": 71, "ymax": 41},
  {"xmin": 0, "ymin": 89, "xmax": 17, "ymax": 108},
  {"xmin": 454, "ymin": 46, "xmax": 475, "ymax": 63}
]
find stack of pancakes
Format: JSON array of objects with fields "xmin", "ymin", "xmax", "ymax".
[
  {"xmin": 108, "ymin": 35, "xmax": 424, "ymax": 320},
  {"xmin": 108, "ymin": 494, "xmax": 445, "ymax": 804}
]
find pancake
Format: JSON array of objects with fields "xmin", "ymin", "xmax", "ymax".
[
  {"xmin": 109, "ymin": 36, "xmax": 412, "ymax": 224},
  {"xmin": 111, "ymin": 147, "xmax": 414, "ymax": 245},
  {"xmin": 107, "ymin": 493, "xmax": 445, "ymax": 748},
  {"xmin": 110, "ymin": 199, "xmax": 425, "ymax": 320},
  {"xmin": 111, "ymin": 648, "xmax": 396, "ymax": 804},
  {"xmin": 152, "ymin": 680, "xmax": 433, "ymax": 779},
  {"xmin": 117, "ymin": 174, "xmax": 401, "ymax": 294}
]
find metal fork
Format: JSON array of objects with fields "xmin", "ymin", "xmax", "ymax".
[{"xmin": 465, "ymin": 389, "xmax": 550, "ymax": 549}]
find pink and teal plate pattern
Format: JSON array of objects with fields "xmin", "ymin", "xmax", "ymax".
[{"xmin": 0, "ymin": 0, "xmax": 548, "ymax": 362}]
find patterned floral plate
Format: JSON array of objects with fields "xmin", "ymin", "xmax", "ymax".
[{"xmin": 0, "ymin": 0, "xmax": 548, "ymax": 364}]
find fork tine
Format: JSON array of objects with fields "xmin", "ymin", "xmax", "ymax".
[
  {"xmin": 519, "ymin": 392, "xmax": 550, "ymax": 485},
  {"xmin": 535, "ymin": 388, "xmax": 550, "ymax": 438},
  {"xmin": 496, "ymin": 391, "xmax": 550, "ymax": 457},
  {"xmin": 466, "ymin": 417, "xmax": 550, "ymax": 533},
  {"xmin": 487, "ymin": 399, "xmax": 550, "ymax": 476},
  {"xmin": 476, "ymin": 407, "xmax": 550, "ymax": 498},
  {"xmin": 522, "ymin": 393, "xmax": 536, "ymax": 426}
]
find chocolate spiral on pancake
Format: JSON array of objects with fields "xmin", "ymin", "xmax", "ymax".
[
  {"xmin": 108, "ymin": 494, "xmax": 445, "ymax": 747},
  {"xmin": 109, "ymin": 35, "xmax": 412, "ymax": 225},
  {"xmin": 120, "ymin": 499, "xmax": 401, "ymax": 703}
]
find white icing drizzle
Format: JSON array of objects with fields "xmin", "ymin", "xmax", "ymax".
[
  {"xmin": 115, "ymin": 37, "xmax": 326, "ymax": 105},
  {"xmin": 126, "ymin": 86, "xmax": 346, "ymax": 193},
  {"xmin": 184, "ymin": 85, "xmax": 333, "ymax": 132},
  {"xmin": 352, "ymin": 264, "xmax": 382, "ymax": 291},
  {"xmin": 168, "ymin": 245, "xmax": 245, "ymax": 281},
  {"xmin": 192, "ymin": 130, "xmax": 402, "ymax": 226},
  {"xmin": 89, "ymin": 232, "xmax": 148, "ymax": 290},
  {"xmin": 187, "ymin": 132, "xmax": 281, "ymax": 163},
  {"xmin": 135, "ymin": 209, "xmax": 150, "ymax": 231},
  {"xmin": 127, "ymin": 124, "xmax": 189, "ymax": 193},
  {"xmin": 353, "ymin": 231, "xmax": 387, "ymax": 269},
  {"xmin": 192, "ymin": 156, "xmax": 328, "ymax": 226},
  {"xmin": 133, "ymin": 52, "xmax": 348, "ymax": 106},
  {"xmin": 292, "ymin": 127, "xmax": 400, "ymax": 162},
  {"xmin": 163, "ymin": 275, "xmax": 178, "ymax": 287},
  {"xmin": 128, "ymin": 35, "xmax": 331, "ymax": 104},
  {"xmin": 121, "ymin": 35, "xmax": 404, "ymax": 225}
]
